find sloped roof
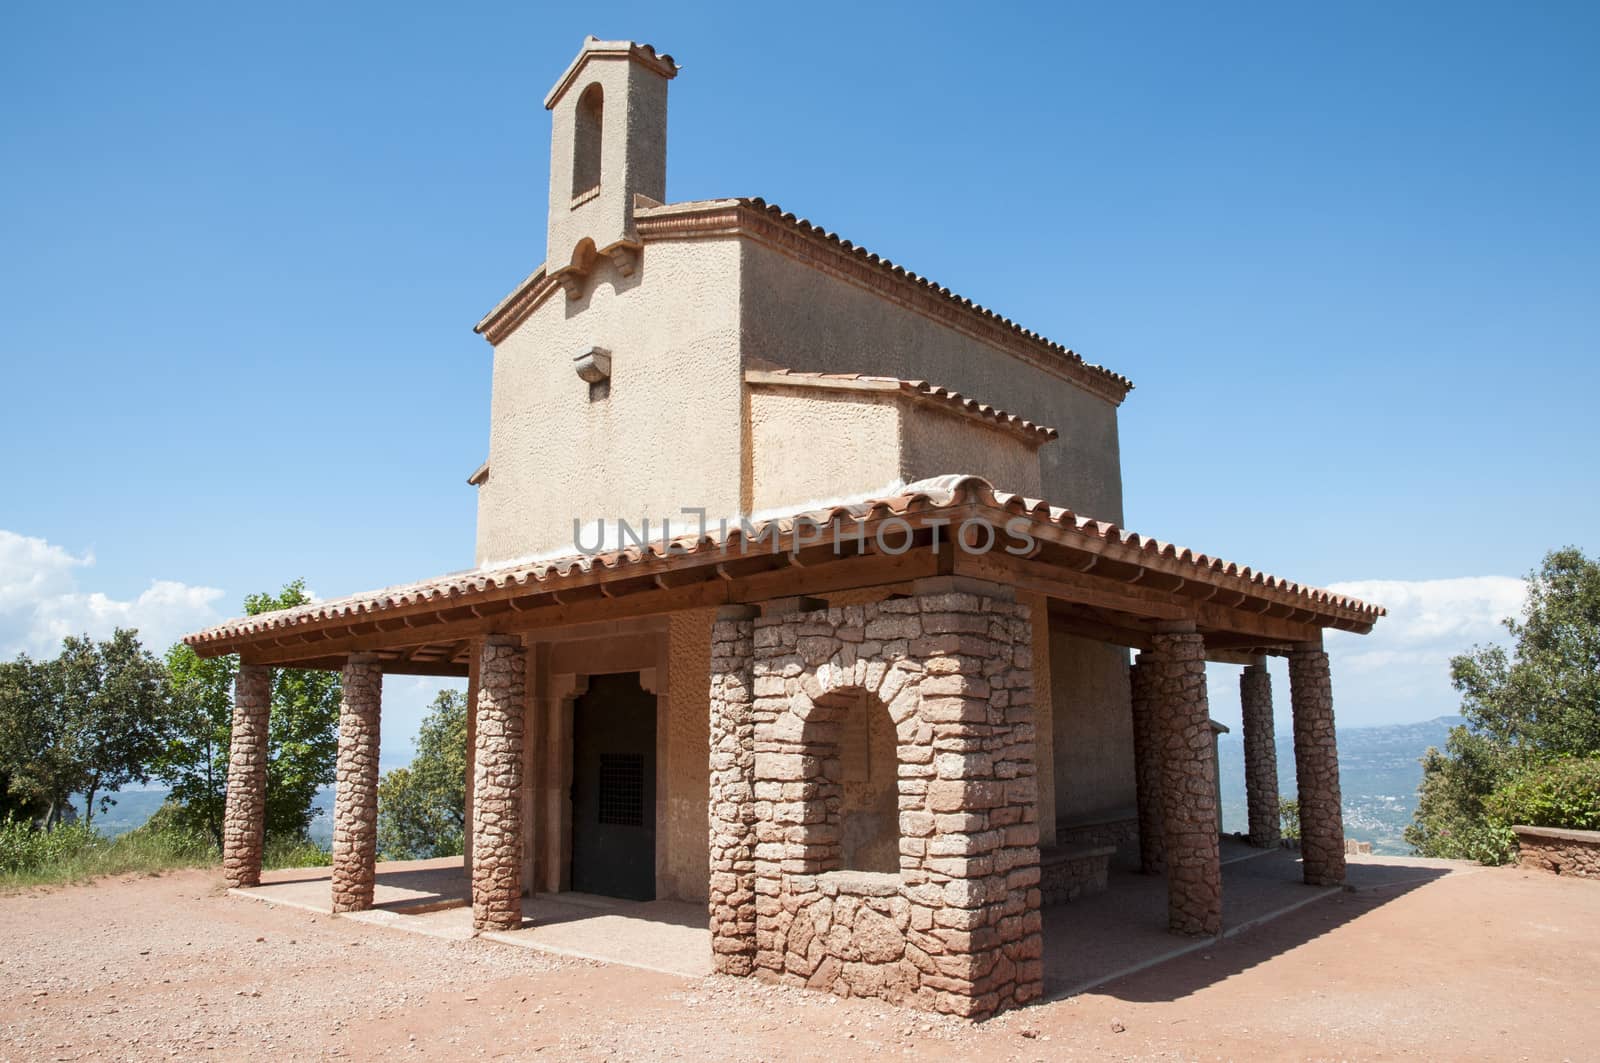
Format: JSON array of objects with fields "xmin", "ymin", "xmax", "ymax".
[
  {"xmin": 183, "ymin": 475, "xmax": 1383, "ymax": 653},
  {"xmin": 543, "ymin": 38, "xmax": 678, "ymax": 109},
  {"xmin": 745, "ymin": 369, "xmax": 1059, "ymax": 444},
  {"xmin": 474, "ymin": 197, "xmax": 1134, "ymax": 406}
]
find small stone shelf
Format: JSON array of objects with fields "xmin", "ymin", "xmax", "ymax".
[{"xmin": 1038, "ymin": 844, "xmax": 1116, "ymax": 905}]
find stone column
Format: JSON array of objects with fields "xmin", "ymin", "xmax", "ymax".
[
  {"xmin": 1128, "ymin": 653, "xmax": 1165, "ymax": 874},
  {"xmin": 472, "ymin": 634, "xmax": 527, "ymax": 932},
  {"xmin": 707, "ymin": 606, "xmax": 758, "ymax": 975},
  {"xmin": 1152, "ymin": 625, "xmax": 1222, "ymax": 937},
  {"xmin": 331, "ymin": 654, "xmax": 383, "ymax": 913},
  {"xmin": 222, "ymin": 664, "xmax": 272, "ymax": 889},
  {"xmin": 1289, "ymin": 641, "xmax": 1345, "ymax": 886},
  {"xmin": 1240, "ymin": 659, "xmax": 1281, "ymax": 849}
]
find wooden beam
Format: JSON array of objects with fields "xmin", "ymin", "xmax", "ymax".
[
  {"xmin": 378, "ymin": 659, "xmax": 471, "ymax": 678},
  {"xmin": 1045, "ymin": 604, "xmax": 1153, "ymax": 650},
  {"xmin": 961, "ymin": 552, "xmax": 1323, "ymax": 644},
  {"xmin": 238, "ymin": 546, "xmax": 944, "ymax": 668}
]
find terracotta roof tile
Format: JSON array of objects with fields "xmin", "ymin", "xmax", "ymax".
[
  {"xmin": 744, "ymin": 368, "xmax": 1059, "ymax": 443},
  {"xmin": 722, "ymin": 198, "xmax": 1132, "ymax": 400},
  {"xmin": 184, "ymin": 476, "xmax": 1384, "ymax": 650},
  {"xmin": 479, "ymin": 198, "xmax": 1135, "ymax": 407}
]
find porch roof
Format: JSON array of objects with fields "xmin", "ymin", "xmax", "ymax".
[{"xmin": 182, "ymin": 475, "xmax": 1384, "ymax": 674}]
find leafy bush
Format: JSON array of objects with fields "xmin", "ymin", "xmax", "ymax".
[
  {"xmin": 1, "ymin": 809, "xmax": 216, "ymax": 888},
  {"xmin": 1410, "ymin": 548, "xmax": 1600, "ymax": 862},
  {"xmin": 1486, "ymin": 758, "xmax": 1600, "ymax": 831},
  {"xmin": 263, "ymin": 833, "xmax": 330, "ymax": 870},
  {"xmin": 1427, "ymin": 820, "xmax": 1517, "ymax": 865},
  {"xmin": 0, "ymin": 815, "xmax": 100, "ymax": 874},
  {"xmin": 1279, "ymin": 798, "xmax": 1300, "ymax": 841}
]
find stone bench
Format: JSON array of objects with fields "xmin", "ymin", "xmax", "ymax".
[
  {"xmin": 1514, "ymin": 825, "xmax": 1600, "ymax": 879},
  {"xmin": 1038, "ymin": 844, "xmax": 1117, "ymax": 905}
]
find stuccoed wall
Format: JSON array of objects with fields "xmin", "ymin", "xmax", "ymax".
[
  {"xmin": 544, "ymin": 52, "xmax": 670, "ymax": 273},
  {"xmin": 899, "ymin": 407, "xmax": 1043, "ymax": 499},
  {"xmin": 476, "ymin": 236, "xmax": 744, "ymax": 565},
  {"xmin": 745, "ymin": 389, "xmax": 903, "ymax": 512},
  {"xmin": 1049, "ymin": 626, "xmax": 1137, "ymax": 825},
  {"xmin": 746, "ymin": 386, "xmax": 1045, "ymax": 514},
  {"xmin": 738, "ymin": 239, "xmax": 1125, "ymax": 524},
  {"xmin": 664, "ymin": 609, "xmax": 714, "ymax": 902}
]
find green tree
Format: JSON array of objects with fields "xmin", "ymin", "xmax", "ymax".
[
  {"xmin": 0, "ymin": 631, "xmax": 169, "ymax": 827},
  {"xmin": 377, "ymin": 690, "xmax": 467, "ymax": 860},
  {"xmin": 0, "ymin": 653, "xmax": 70, "ymax": 824},
  {"xmin": 60, "ymin": 630, "xmax": 170, "ymax": 826},
  {"xmin": 156, "ymin": 580, "xmax": 342, "ymax": 846},
  {"xmin": 158, "ymin": 644, "xmax": 235, "ymax": 845},
  {"xmin": 1407, "ymin": 547, "xmax": 1600, "ymax": 861}
]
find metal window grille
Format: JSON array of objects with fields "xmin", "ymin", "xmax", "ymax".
[{"xmin": 598, "ymin": 753, "xmax": 645, "ymax": 827}]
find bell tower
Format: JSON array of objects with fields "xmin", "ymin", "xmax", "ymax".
[{"xmin": 543, "ymin": 38, "xmax": 678, "ymax": 297}]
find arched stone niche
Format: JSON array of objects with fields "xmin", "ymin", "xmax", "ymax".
[{"xmin": 710, "ymin": 583, "xmax": 1044, "ymax": 1018}]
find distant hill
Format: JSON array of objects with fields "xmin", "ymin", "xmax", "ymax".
[
  {"xmin": 1219, "ymin": 715, "xmax": 1463, "ymax": 855},
  {"xmin": 74, "ymin": 719, "xmax": 1462, "ymax": 858},
  {"xmin": 71, "ymin": 785, "xmax": 336, "ymax": 848}
]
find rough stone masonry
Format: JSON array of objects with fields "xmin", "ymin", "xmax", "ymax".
[
  {"xmin": 1240, "ymin": 661, "xmax": 1281, "ymax": 849},
  {"xmin": 221, "ymin": 664, "xmax": 272, "ymax": 889},
  {"xmin": 1151, "ymin": 627, "xmax": 1222, "ymax": 937},
  {"xmin": 709, "ymin": 582, "xmax": 1043, "ymax": 1019},
  {"xmin": 1291, "ymin": 644, "xmax": 1345, "ymax": 887},
  {"xmin": 331, "ymin": 653, "xmax": 383, "ymax": 913},
  {"xmin": 472, "ymin": 635, "xmax": 527, "ymax": 932}
]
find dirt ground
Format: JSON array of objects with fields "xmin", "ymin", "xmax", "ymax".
[{"xmin": 2, "ymin": 862, "xmax": 1595, "ymax": 1061}]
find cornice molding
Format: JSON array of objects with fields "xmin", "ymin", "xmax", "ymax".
[
  {"xmin": 475, "ymin": 198, "xmax": 1138, "ymax": 409},
  {"xmin": 639, "ymin": 199, "xmax": 1134, "ymax": 407}
]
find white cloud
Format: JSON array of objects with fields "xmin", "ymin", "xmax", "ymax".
[
  {"xmin": 1205, "ymin": 575, "xmax": 1527, "ymax": 732},
  {"xmin": 1322, "ymin": 576, "xmax": 1526, "ymax": 721},
  {"xmin": 0, "ymin": 530, "xmax": 226, "ymax": 659},
  {"xmin": 1324, "ymin": 576, "xmax": 1528, "ymax": 651}
]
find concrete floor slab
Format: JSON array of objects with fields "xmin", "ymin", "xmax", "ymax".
[
  {"xmin": 230, "ymin": 845, "xmax": 1466, "ymax": 996},
  {"xmin": 1042, "ymin": 844, "xmax": 1475, "ymax": 999},
  {"xmin": 233, "ymin": 860, "xmax": 710, "ymax": 977},
  {"xmin": 485, "ymin": 894, "xmax": 711, "ymax": 978},
  {"xmin": 233, "ymin": 856, "xmax": 467, "ymax": 915}
]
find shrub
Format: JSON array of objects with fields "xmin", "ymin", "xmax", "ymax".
[
  {"xmin": 1428, "ymin": 820, "xmax": 1517, "ymax": 865},
  {"xmin": 1486, "ymin": 758, "xmax": 1600, "ymax": 832},
  {"xmin": 0, "ymin": 815, "xmax": 100, "ymax": 874},
  {"xmin": 1279, "ymin": 798, "xmax": 1300, "ymax": 841},
  {"xmin": 0, "ymin": 808, "xmax": 217, "ymax": 888},
  {"xmin": 263, "ymin": 834, "xmax": 330, "ymax": 870}
]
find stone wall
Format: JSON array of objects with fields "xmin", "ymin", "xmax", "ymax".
[
  {"xmin": 1038, "ymin": 844, "xmax": 1114, "ymax": 904},
  {"xmin": 1127, "ymin": 656, "xmax": 1164, "ymax": 875},
  {"xmin": 1515, "ymin": 826, "xmax": 1600, "ymax": 878},
  {"xmin": 1055, "ymin": 813, "xmax": 1140, "ymax": 871},
  {"xmin": 708, "ymin": 611, "xmax": 758, "ymax": 974},
  {"xmin": 711, "ymin": 584, "xmax": 1042, "ymax": 1018}
]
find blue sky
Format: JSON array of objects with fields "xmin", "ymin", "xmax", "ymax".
[{"xmin": 2, "ymin": 3, "xmax": 1595, "ymax": 760}]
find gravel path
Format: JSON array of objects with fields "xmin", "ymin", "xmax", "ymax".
[{"xmin": 2, "ymin": 862, "xmax": 1596, "ymax": 1060}]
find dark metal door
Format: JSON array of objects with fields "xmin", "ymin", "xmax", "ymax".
[{"xmin": 570, "ymin": 671, "xmax": 657, "ymax": 900}]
